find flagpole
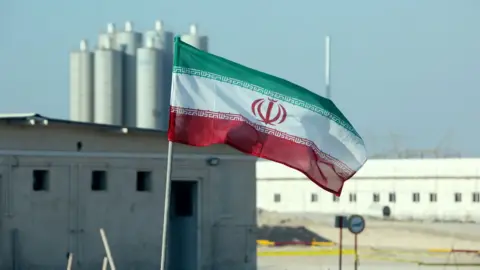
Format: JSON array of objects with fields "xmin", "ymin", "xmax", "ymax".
[
  {"xmin": 160, "ymin": 36, "xmax": 181, "ymax": 270},
  {"xmin": 325, "ymin": 34, "xmax": 342, "ymax": 270},
  {"xmin": 160, "ymin": 141, "xmax": 174, "ymax": 270},
  {"xmin": 325, "ymin": 35, "xmax": 331, "ymax": 99}
]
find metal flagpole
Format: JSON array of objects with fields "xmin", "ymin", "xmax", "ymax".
[
  {"xmin": 326, "ymin": 35, "xmax": 342, "ymax": 270},
  {"xmin": 160, "ymin": 141, "xmax": 174, "ymax": 270},
  {"xmin": 160, "ymin": 35, "xmax": 180, "ymax": 270},
  {"xmin": 325, "ymin": 35, "xmax": 331, "ymax": 99}
]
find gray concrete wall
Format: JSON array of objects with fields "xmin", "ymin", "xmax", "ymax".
[
  {"xmin": 0, "ymin": 121, "xmax": 241, "ymax": 155},
  {"xmin": 0, "ymin": 122, "xmax": 257, "ymax": 270}
]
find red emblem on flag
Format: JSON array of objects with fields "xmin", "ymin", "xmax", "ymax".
[{"xmin": 251, "ymin": 98, "xmax": 287, "ymax": 125}]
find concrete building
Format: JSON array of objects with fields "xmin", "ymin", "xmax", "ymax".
[
  {"xmin": 0, "ymin": 114, "xmax": 257, "ymax": 270},
  {"xmin": 257, "ymin": 158, "xmax": 480, "ymax": 222}
]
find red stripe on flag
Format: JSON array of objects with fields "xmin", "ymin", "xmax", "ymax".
[{"xmin": 168, "ymin": 109, "xmax": 352, "ymax": 195}]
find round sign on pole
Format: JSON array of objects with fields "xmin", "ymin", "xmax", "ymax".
[{"xmin": 347, "ymin": 215, "xmax": 366, "ymax": 235}]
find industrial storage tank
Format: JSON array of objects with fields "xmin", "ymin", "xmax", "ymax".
[
  {"xmin": 139, "ymin": 20, "xmax": 175, "ymax": 130},
  {"xmin": 93, "ymin": 38, "xmax": 123, "ymax": 125},
  {"xmin": 136, "ymin": 38, "xmax": 164, "ymax": 130},
  {"xmin": 143, "ymin": 20, "xmax": 174, "ymax": 53},
  {"xmin": 180, "ymin": 24, "xmax": 209, "ymax": 51},
  {"xmin": 70, "ymin": 40, "xmax": 94, "ymax": 122},
  {"xmin": 116, "ymin": 21, "xmax": 143, "ymax": 127},
  {"xmin": 98, "ymin": 23, "xmax": 117, "ymax": 50},
  {"xmin": 144, "ymin": 20, "xmax": 174, "ymax": 75}
]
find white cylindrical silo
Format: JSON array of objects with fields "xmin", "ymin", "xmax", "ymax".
[
  {"xmin": 70, "ymin": 40, "xmax": 94, "ymax": 122},
  {"xmin": 142, "ymin": 20, "xmax": 175, "ymax": 130},
  {"xmin": 136, "ymin": 41, "xmax": 165, "ymax": 130},
  {"xmin": 115, "ymin": 21, "xmax": 143, "ymax": 127},
  {"xmin": 144, "ymin": 20, "xmax": 175, "ymax": 53},
  {"xmin": 180, "ymin": 24, "xmax": 209, "ymax": 51},
  {"xmin": 94, "ymin": 44, "xmax": 123, "ymax": 125},
  {"xmin": 98, "ymin": 23, "xmax": 117, "ymax": 50}
]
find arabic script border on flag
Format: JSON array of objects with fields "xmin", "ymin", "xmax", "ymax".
[{"xmin": 171, "ymin": 106, "xmax": 355, "ymax": 178}]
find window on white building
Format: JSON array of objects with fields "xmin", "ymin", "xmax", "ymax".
[
  {"xmin": 274, "ymin": 193, "xmax": 281, "ymax": 202},
  {"xmin": 373, "ymin": 193, "xmax": 380, "ymax": 202},
  {"xmin": 332, "ymin": 194, "xmax": 339, "ymax": 202},
  {"xmin": 389, "ymin": 192, "xmax": 396, "ymax": 203},
  {"xmin": 454, "ymin": 193, "xmax": 462, "ymax": 203},
  {"xmin": 349, "ymin": 193, "xmax": 357, "ymax": 202},
  {"xmin": 311, "ymin": 193, "xmax": 318, "ymax": 202},
  {"xmin": 412, "ymin": 193, "xmax": 420, "ymax": 202},
  {"xmin": 472, "ymin": 192, "xmax": 480, "ymax": 203},
  {"xmin": 429, "ymin": 193, "xmax": 437, "ymax": 202}
]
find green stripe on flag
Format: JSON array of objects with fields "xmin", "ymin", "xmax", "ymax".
[{"xmin": 173, "ymin": 39, "xmax": 363, "ymax": 141}]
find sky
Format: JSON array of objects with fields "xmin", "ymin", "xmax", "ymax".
[{"xmin": 1, "ymin": 0, "xmax": 479, "ymax": 156}]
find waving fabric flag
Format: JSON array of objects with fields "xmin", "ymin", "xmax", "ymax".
[{"xmin": 167, "ymin": 37, "xmax": 367, "ymax": 195}]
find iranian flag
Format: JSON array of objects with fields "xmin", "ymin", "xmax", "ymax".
[{"xmin": 168, "ymin": 37, "xmax": 367, "ymax": 195}]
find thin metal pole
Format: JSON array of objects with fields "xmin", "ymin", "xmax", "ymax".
[
  {"xmin": 66, "ymin": 253, "xmax": 73, "ymax": 270},
  {"xmin": 338, "ymin": 220, "xmax": 343, "ymax": 270},
  {"xmin": 354, "ymin": 234, "xmax": 359, "ymax": 270},
  {"xmin": 102, "ymin": 257, "xmax": 108, "ymax": 270},
  {"xmin": 325, "ymin": 36, "xmax": 331, "ymax": 99},
  {"xmin": 160, "ymin": 141, "xmax": 174, "ymax": 270},
  {"xmin": 99, "ymin": 228, "xmax": 116, "ymax": 270}
]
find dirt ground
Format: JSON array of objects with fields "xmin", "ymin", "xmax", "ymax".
[{"xmin": 257, "ymin": 209, "xmax": 480, "ymax": 250}]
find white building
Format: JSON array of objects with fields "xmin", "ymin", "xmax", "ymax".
[
  {"xmin": 0, "ymin": 114, "xmax": 256, "ymax": 270},
  {"xmin": 257, "ymin": 158, "xmax": 480, "ymax": 222}
]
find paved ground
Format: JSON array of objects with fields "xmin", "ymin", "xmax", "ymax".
[
  {"xmin": 259, "ymin": 257, "xmax": 480, "ymax": 270},
  {"xmin": 257, "ymin": 211, "xmax": 480, "ymax": 269},
  {"xmin": 258, "ymin": 211, "xmax": 480, "ymax": 250},
  {"xmin": 258, "ymin": 248, "xmax": 480, "ymax": 270}
]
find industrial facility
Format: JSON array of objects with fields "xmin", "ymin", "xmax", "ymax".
[
  {"xmin": 6, "ymin": 16, "xmax": 478, "ymax": 270},
  {"xmin": 69, "ymin": 20, "xmax": 208, "ymax": 129},
  {"xmin": 257, "ymin": 158, "xmax": 480, "ymax": 222},
  {"xmin": 0, "ymin": 21, "xmax": 257, "ymax": 270},
  {"xmin": 0, "ymin": 114, "xmax": 257, "ymax": 269}
]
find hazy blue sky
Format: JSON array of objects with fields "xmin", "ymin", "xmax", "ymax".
[{"xmin": 1, "ymin": 0, "xmax": 479, "ymax": 156}]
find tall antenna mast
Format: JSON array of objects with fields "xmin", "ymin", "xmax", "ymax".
[{"xmin": 325, "ymin": 36, "xmax": 331, "ymax": 99}]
